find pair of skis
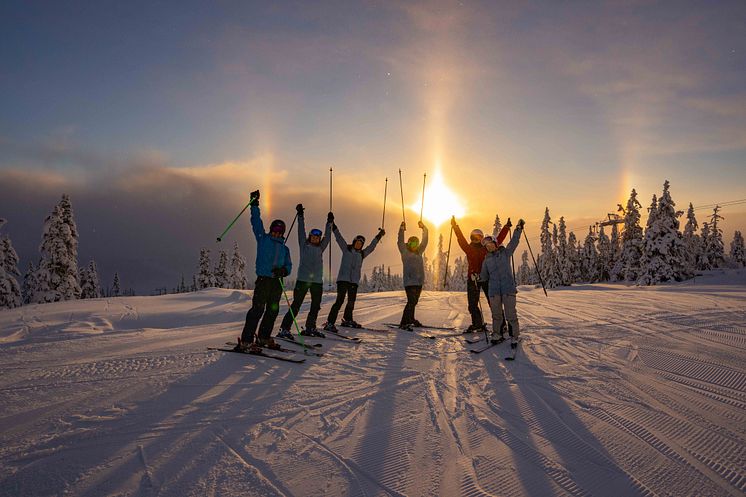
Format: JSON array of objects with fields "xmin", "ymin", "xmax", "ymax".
[
  {"xmin": 469, "ymin": 336, "xmax": 521, "ymax": 361},
  {"xmin": 210, "ymin": 340, "xmax": 307, "ymax": 363}
]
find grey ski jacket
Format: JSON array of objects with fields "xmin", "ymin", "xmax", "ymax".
[
  {"xmin": 480, "ymin": 226, "xmax": 522, "ymax": 296},
  {"xmin": 333, "ymin": 227, "xmax": 381, "ymax": 284},
  {"xmin": 398, "ymin": 224, "xmax": 429, "ymax": 287},
  {"xmin": 296, "ymin": 213, "xmax": 332, "ymax": 284}
]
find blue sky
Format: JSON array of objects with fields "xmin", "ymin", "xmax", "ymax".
[{"xmin": 1, "ymin": 0, "xmax": 745, "ymax": 292}]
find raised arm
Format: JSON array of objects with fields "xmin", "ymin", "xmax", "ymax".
[
  {"xmin": 250, "ymin": 204, "xmax": 265, "ymax": 241},
  {"xmin": 333, "ymin": 225, "xmax": 348, "ymax": 251},
  {"xmin": 297, "ymin": 209, "xmax": 307, "ymax": 250},
  {"xmin": 506, "ymin": 224, "xmax": 522, "ymax": 256},
  {"xmin": 320, "ymin": 215, "xmax": 333, "ymax": 252},
  {"xmin": 418, "ymin": 222, "xmax": 429, "ymax": 254},
  {"xmin": 363, "ymin": 229, "xmax": 385, "ymax": 258},
  {"xmin": 397, "ymin": 223, "xmax": 406, "ymax": 253},
  {"xmin": 452, "ymin": 217, "xmax": 470, "ymax": 253}
]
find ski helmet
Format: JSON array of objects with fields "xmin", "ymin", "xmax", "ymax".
[
  {"xmin": 269, "ymin": 219, "xmax": 286, "ymax": 234},
  {"xmin": 309, "ymin": 228, "xmax": 323, "ymax": 237},
  {"xmin": 353, "ymin": 235, "xmax": 366, "ymax": 247},
  {"xmin": 481, "ymin": 235, "xmax": 496, "ymax": 247},
  {"xmin": 470, "ymin": 229, "xmax": 484, "ymax": 242},
  {"xmin": 407, "ymin": 236, "xmax": 420, "ymax": 250}
]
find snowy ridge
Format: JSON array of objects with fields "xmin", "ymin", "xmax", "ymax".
[{"xmin": 0, "ymin": 270, "xmax": 745, "ymax": 496}]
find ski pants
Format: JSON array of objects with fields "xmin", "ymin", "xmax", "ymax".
[
  {"xmin": 400, "ymin": 285, "xmax": 423, "ymax": 326},
  {"xmin": 279, "ymin": 280, "xmax": 323, "ymax": 331},
  {"xmin": 488, "ymin": 293, "xmax": 519, "ymax": 338},
  {"xmin": 467, "ymin": 277, "xmax": 490, "ymax": 326},
  {"xmin": 241, "ymin": 276, "xmax": 282, "ymax": 342},
  {"xmin": 326, "ymin": 281, "xmax": 358, "ymax": 324}
]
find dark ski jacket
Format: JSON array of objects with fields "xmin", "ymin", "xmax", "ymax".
[
  {"xmin": 454, "ymin": 224, "xmax": 510, "ymax": 277},
  {"xmin": 333, "ymin": 227, "xmax": 381, "ymax": 284},
  {"xmin": 398, "ymin": 224, "xmax": 429, "ymax": 287},
  {"xmin": 296, "ymin": 213, "xmax": 332, "ymax": 284},
  {"xmin": 250, "ymin": 205, "xmax": 292, "ymax": 278},
  {"xmin": 480, "ymin": 226, "xmax": 522, "ymax": 296}
]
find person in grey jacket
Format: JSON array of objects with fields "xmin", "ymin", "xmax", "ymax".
[
  {"xmin": 277, "ymin": 204, "xmax": 333, "ymax": 339},
  {"xmin": 323, "ymin": 223, "xmax": 385, "ymax": 331},
  {"xmin": 480, "ymin": 219, "xmax": 524, "ymax": 344},
  {"xmin": 397, "ymin": 220, "xmax": 429, "ymax": 330}
]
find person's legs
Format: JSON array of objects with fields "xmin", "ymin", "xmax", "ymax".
[
  {"xmin": 488, "ymin": 294, "xmax": 506, "ymax": 340},
  {"xmin": 400, "ymin": 286, "xmax": 417, "ymax": 326},
  {"xmin": 342, "ymin": 283, "xmax": 359, "ymax": 322},
  {"xmin": 257, "ymin": 278, "xmax": 283, "ymax": 341},
  {"xmin": 280, "ymin": 281, "xmax": 310, "ymax": 331},
  {"xmin": 241, "ymin": 277, "xmax": 270, "ymax": 343},
  {"xmin": 466, "ymin": 278, "xmax": 482, "ymax": 327},
  {"xmin": 306, "ymin": 283, "xmax": 324, "ymax": 329},
  {"xmin": 411, "ymin": 286, "xmax": 422, "ymax": 324},
  {"xmin": 503, "ymin": 293, "xmax": 520, "ymax": 339},
  {"xmin": 326, "ymin": 282, "xmax": 348, "ymax": 325}
]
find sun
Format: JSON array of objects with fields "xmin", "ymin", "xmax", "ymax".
[{"xmin": 409, "ymin": 169, "xmax": 466, "ymax": 226}]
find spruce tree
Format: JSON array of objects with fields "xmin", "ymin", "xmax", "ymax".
[
  {"xmin": 596, "ymin": 225, "xmax": 612, "ymax": 282},
  {"xmin": 698, "ymin": 222, "xmax": 712, "ymax": 270},
  {"xmin": 730, "ymin": 231, "xmax": 745, "ymax": 267},
  {"xmin": 682, "ymin": 203, "xmax": 700, "ymax": 273},
  {"xmin": 230, "ymin": 242, "xmax": 247, "ymax": 290},
  {"xmin": 0, "ymin": 221, "xmax": 22, "ymax": 309},
  {"xmin": 609, "ymin": 223, "xmax": 621, "ymax": 278},
  {"xmin": 450, "ymin": 256, "xmax": 467, "ymax": 290},
  {"xmin": 492, "ymin": 214, "xmax": 502, "ymax": 239},
  {"xmin": 112, "ymin": 272, "xmax": 121, "ymax": 297},
  {"xmin": 567, "ymin": 232, "xmax": 582, "ymax": 282},
  {"xmin": 538, "ymin": 208, "xmax": 559, "ymax": 288},
  {"xmin": 705, "ymin": 206, "xmax": 725, "ymax": 268},
  {"xmin": 517, "ymin": 250, "xmax": 533, "ymax": 285},
  {"xmin": 556, "ymin": 217, "xmax": 572, "ymax": 285},
  {"xmin": 614, "ymin": 189, "xmax": 644, "ymax": 282},
  {"xmin": 581, "ymin": 227, "xmax": 599, "ymax": 282},
  {"xmin": 214, "ymin": 250, "xmax": 229, "ymax": 288},
  {"xmin": 22, "ymin": 261, "xmax": 37, "ymax": 305},
  {"xmin": 79, "ymin": 260, "xmax": 102, "ymax": 299},
  {"xmin": 197, "ymin": 248, "xmax": 215, "ymax": 289},
  {"xmin": 34, "ymin": 203, "xmax": 81, "ymax": 302}
]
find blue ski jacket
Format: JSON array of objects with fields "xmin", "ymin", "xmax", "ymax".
[{"xmin": 250, "ymin": 205, "xmax": 292, "ymax": 278}]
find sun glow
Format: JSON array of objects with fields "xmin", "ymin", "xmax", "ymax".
[{"xmin": 410, "ymin": 168, "xmax": 465, "ymax": 226}]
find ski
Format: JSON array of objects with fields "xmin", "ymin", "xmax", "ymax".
[
  {"xmin": 384, "ymin": 322, "xmax": 456, "ymax": 331},
  {"xmin": 465, "ymin": 336, "xmax": 484, "ymax": 344},
  {"xmin": 324, "ymin": 330, "xmax": 362, "ymax": 342},
  {"xmin": 275, "ymin": 335, "xmax": 323, "ymax": 348},
  {"xmin": 421, "ymin": 329, "xmax": 475, "ymax": 339},
  {"xmin": 275, "ymin": 338, "xmax": 324, "ymax": 356},
  {"xmin": 469, "ymin": 336, "xmax": 506, "ymax": 354},
  {"xmin": 339, "ymin": 324, "xmax": 388, "ymax": 333},
  {"xmin": 208, "ymin": 347, "xmax": 306, "ymax": 363},
  {"xmin": 505, "ymin": 340, "xmax": 521, "ymax": 361},
  {"xmin": 224, "ymin": 341, "xmax": 306, "ymax": 355}
]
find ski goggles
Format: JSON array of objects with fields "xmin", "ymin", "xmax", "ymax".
[
  {"xmin": 309, "ymin": 229, "xmax": 323, "ymax": 237},
  {"xmin": 270, "ymin": 224, "xmax": 285, "ymax": 234}
]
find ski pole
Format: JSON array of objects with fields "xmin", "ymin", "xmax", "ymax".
[
  {"xmin": 523, "ymin": 228, "xmax": 548, "ymax": 297},
  {"xmin": 216, "ymin": 193, "xmax": 257, "ymax": 242},
  {"xmin": 398, "ymin": 168, "xmax": 405, "ymax": 224},
  {"xmin": 381, "ymin": 177, "xmax": 388, "ymax": 230},
  {"xmin": 329, "ymin": 167, "xmax": 333, "ymax": 291},
  {"xmin": 419, "ymin": 172, "xmax": 426, "ymax": 222},
  {"xmin": 443, "ymin": 223, "xmax": 453, "ymax": 289},
  {"xmin": 278, "ymin": 277, "xmax": 310, "ymax": 354},
  {"xmin": 509, "ymin": 227, "xmax": 516, "ymax": 284},
  {"xmin": 286, "ymin": 212, "xmax": 298, "ymax": 243}
]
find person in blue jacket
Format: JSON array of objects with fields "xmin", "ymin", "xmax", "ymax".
[
  {"xmin": 238, "ymin": 190, "xmax": 292, "ymax": 350},
  {"xmin": 277, "ymin": 204, "xmax": 333, "ymax": 339},
  {"xmin": 480, "ymin": 218, "xmax": 524, "ymax": 345}
]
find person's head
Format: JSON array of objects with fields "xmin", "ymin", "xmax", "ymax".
[
  {"xmin": 353, "ymin": 235, "xmax": 365, "ymax": 250},
  {"xmin": 470, "ymin": 229, "xmax": 484, "ymax": 244},
  {"xmin": 308, "ymin": 228, "xmax": 322, "ymax": 246},
  {"xmin": 269, "ymin": 219, "xmax": 286, "ymax": 238},
  {"xmin": 406, "ymin": 236, "xmax": 420, "ymax": 252},
  {"xmin": 481, "ymin": 235, "xmax": 497, "ymax": 252}
]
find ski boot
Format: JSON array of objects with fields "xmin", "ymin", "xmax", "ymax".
[
  {"xmin": 510, "ymin": 337, "xmax": 519, "ymax": 349},
  {"xmin": 412, "ymin": 319, "xmax": 423, "ymax": 327},
  {"xmin": 398, "ymin": 323, "xmax": 414, "ymax": 331},
  {"xmin": 341, "ymin": 319, "xmax": 362, "ymax": 329},
  {"xmin": 235, "ymin": 337, "xmax": 261, "ymax": 353},
  {"xmin": 490, "ymin": 331, "xmax": 503, "ymax": 345},
  {"xmin": 257, "ymin": 336, "xmax": 281, "ymax": 350},
  {"xmin": 323, "ymin": 322, "xmax": 338, "ymax": 333},
  {"xmin": 305, "ymin": 327, "xmax": 326, "ymax": 338},
  {"xmin": 277, "ymin": 328, "xmax": 294, "ymax": 340}
]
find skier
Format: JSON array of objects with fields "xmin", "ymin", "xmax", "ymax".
[
  {"xmin": 397, "ymin": 220, "xmax": 429, "ymax": 330},
  {"xmin": 323, "ymin": 223, "xmax": 385, "ymax": 331},
  {"xmin": 277, "ymin": 204, "xmax": 333, "ymax": 339},
  {"xmin": 451, "ymin": 216, "xmax": 509, "ymax": 332},
  {"xmin": 237, "ymin": 190, "xmax": 292, "ymax": 351},
  {"xmin": 480, "ymin": 219, "xmax": 524, "ymax": 345}
]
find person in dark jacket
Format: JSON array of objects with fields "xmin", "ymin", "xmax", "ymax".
[
  {"xmin": 480, "ymin": 219, "xmax": 524, "ymax": 344},
  {"xmin": 451, "ymin": 216, "xmax": 509, "ymax": 331},
  {"xmin": 238, "ymin": 190, "xmax": 292, "ymax": 351},
  {"xmin": 323, "ymin": 224, "xmax": 385, "ymax": 332},
  {"xmin": 397, "ymin": 220, "xmax": 429, "ymax": 330},
  {"xmin": 277, "ymin": 204, "xmax": 333, "ymax": 339}
]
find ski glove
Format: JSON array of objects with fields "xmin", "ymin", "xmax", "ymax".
[
  {"xmin": 450, "ymin": 216, "xmax": 457, "ymax": 228},
  {"xmin": 296, "ymin": 203, "xmax": 304, "ymax": 214},
  {"xmin": 517, "ymin": 219, "xmax": 525, "ymax": 229},
  {"xmin": 505, "ymin": 218, "xmax": 512, "ymax": 229},
  {"xmin": 272, "ymin": 267, "xmax": 289, "ymax": 278},
  {"xmin": 327, "ymin": 211, "xmax": 334, "ymax": 223},
  {"xmin": 250, "ymin": 190, "xmax": 260, "ymax": 206},
  {"xmin": 376, "ymin": 228, "xmax": 386, "ymax": 239},
  {"xmin": 418, "ymin": 221, "xmax": 425, "ymax": 229}
]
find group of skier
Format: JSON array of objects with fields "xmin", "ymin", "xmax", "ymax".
[{"xmin": 237, "ymin": 189, "xmax": 524, "ymax": 352}]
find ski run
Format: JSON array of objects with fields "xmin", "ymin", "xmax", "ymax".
[{"xmin": 1, "ymin": 269, "xmax": 745, "ymax": 496}]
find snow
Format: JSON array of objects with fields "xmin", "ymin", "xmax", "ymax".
[{"xmin": 1, "ymin": 271, "xmax": 745, "ymax": 496}]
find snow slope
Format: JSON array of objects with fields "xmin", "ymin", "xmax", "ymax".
[{"xmin": 1, "ymin": 270, "xmax": 745, "ymax": 496}]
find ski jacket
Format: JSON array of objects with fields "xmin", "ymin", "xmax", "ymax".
[
  {"xmin": 250, "ymin": 205, "xmax": 292, "ymax": 278},
  {"xmin": 398, "ymin": 224, "xmax": 429, "ymax": 287},
  {"xmin": 480, "ymin": 226, "xmax": 522, "ymax": 296},
  {"xmin": 333, "ymin": 227, "xmax": 380, "ymax": 284},
  {"xmin": 296, "ymin": 213, "xmax": 332, "ymax": 284},
  {"xmin": 454, "ymin": 224, "xmax": 510, "ymax": 276}
]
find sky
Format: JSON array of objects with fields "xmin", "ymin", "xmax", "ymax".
[{"xmin": 1, "ymin": 0, "xmax": 745, "ymax": 293}]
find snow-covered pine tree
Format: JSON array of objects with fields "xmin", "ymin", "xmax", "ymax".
[
  {"xmin": 556, "ymin": 217, "xmax": 572, "ymax": 285},
  {"xmin": 359, "ymin": 273, "xmax": 370, "ymax": 292},
  {"xmin": 22, "ymin": 261, "xmax": 37, "ymax": 304},
  {"xmin": 434, "ymin": 233, "xmax": 449, "ymax": 291},
  {"xmin": 730, "ymin": 231, "xmax": 745, "ymax": 268},
  {"xmin": 682, "ymin": 203, "xmax": 700, "ymax": 274},
  {"xmin": 567, "ymin": 232, "xmax": 582, "ymax": 282},
  {"xmin": 33, "ymin": 203, "xmax": 81, "ymax": 302},
  {"xmin": 0, "ymin": 220, "xmax": 22, "ymax": 309},
  {"xmin": 637, "ymin": 181, "xmax": 689, "ymax": 285},
  {"xmin": 698, "ymin": 222, "xmax": 712, "ymax": 270},
  {"xmin": 197, "ymin": 248, "xmax": 215, "ymax": 289},
  {"xmin": 214, "ymin": 250, "xmax": 229, "ymax": 288},
  {"xmin": 492, "ymin": 214, "xmax": 502, "ymax": 239},
  {"xmin": 191, "ymin": 275, "xmax": 198, "ymax": 292},
  {"xmin": 549, "ymin": 223, "xmax": 563, "ymax": 286},
  {"xmin": 596, "ymin": 225, "xmax": 612, "ymax": 282},
  {"xmin": 614, "ymin": 189, "xmax": 644, "ymax": 282},
  {"xmin": 581, "ymin": 226, "xmax": 599, "ymax": 282},
  {"xmin": 79, "ymin": 260, "xmax": 101, "ymax": 299},
  {"xmin": 609, "ymin": 223, "xmax": 621, "ymax": 278},
  {"xmin": 517, "ymin": 250, "xmax": 533, "ymax": 285},
  {"xmin": 705, "ymin": 205, "xmax": 725, "ymax": 268},
  {"xmin": 449, "ymin": 256, "xmax": 467, "ymax": 291},
  {"xmin": 230, "ymin": 242, "xmax": 247, "ymax": 290},
  {"xmin": 112, "ymin": 272, "xmax": 121, "ymax": 297},
  {"xmin": 538, "ymin": 208, "xmax": 559, "ymax": 288},
  {"xmin": 423, "ymin": 254, "xmax": 434, "ymax": 290}
]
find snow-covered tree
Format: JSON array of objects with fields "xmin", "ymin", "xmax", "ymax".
[
  {"xmin": 492, "ymin": 214, "xmax": 502, "ymax": 239},
  {"xmin": 22, "ymin": 261, "xmax": 37, "ymax": 304},
  {"xmin": 79, "ymin": 260, "xmax": 101, "ymax": 299},
  {"xmin": 609, "ymin": 222, "xmax": 621, "ymax": 276},
  {"xmin": 449, "ymin": 256, "xmax": 468, "ymax": 291},
  {"xmin": 197, "ymin": 248, "xmax": 215, "ymax": 289},
  {"xmin": 0, "ymin": 220, "xmax": 22, "ymax": 309},
  {"xmin": 516, "ymin": 250, "xmax": 533, "ymax": 285},
  {"xmin": 581, "ymin": 227, "xmax": 599, "ymax": 282},
  {"xmin": 698, "ymin": 222, "xmax": 712, "ymax": 270},
  {"xmin": 556, "ymin": 217, "xmax": 573, "ymax": 285},
  {"xmin": 596, "ymin": 225, "xmax": 612, "ymax": 282},
  {"xmin": 538, "ymin": 208, "xmax": 560, "ymax": 288},
  {"xmin": 704, "ymin": 206, "xmax": 725, "ymax": 269},
  {"xmin": 111, "ymin": 272, "xmax": 121, "ymax": 297},
  {"xmin": 214, "ymin": 250, "xmax": 229, "ymax": 288},
  {"xmin": 682, "ymin": 203, "xmax": 700, "ymax": 273},
  {"xmin": 614, "ymin": 189, "xmax": 644, "ymax": 282},
  {"xmin": 638, "ymin": 181, "xmax": 689, "ymax": 285},
  {"xmin": 33, "ymin": 202, "xmax": 81, "ymax": 303},
  {"xmin": 567, "ymin": 232, "xmax": 582, "ymax": 282},
  {"xmin": 730, "ymin": 231, "xmax": 745, "ymax": 267},
  {"xmin": 230, "ymin": 242, "xmax": 247, "ymax": 289}
]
